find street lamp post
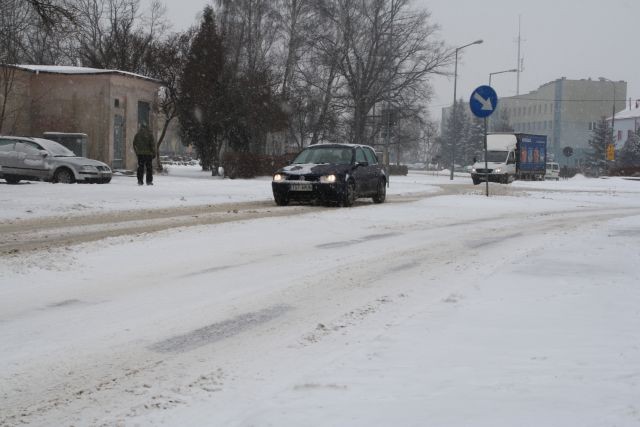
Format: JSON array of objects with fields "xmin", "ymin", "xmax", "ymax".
[
  {"xmin": 489, "ymin": 68, "xmax": 518, "ymax": 86},
  {"xmin": 487, "ymin": 69, "xmax": 517, "ymax": 131},
  {"xmin": 449, "ymin": 39, "xmax": 483, "ymax": 181}
]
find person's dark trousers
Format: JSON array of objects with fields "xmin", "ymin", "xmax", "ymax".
[{"xmin": 137, "ymin": 154, "xmax": 153, "ymax": 185}]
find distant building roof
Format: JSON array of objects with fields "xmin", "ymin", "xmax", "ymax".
[
  {"xmin": 608, "ymin": 103, "xmax": 640, "ymax": 121},
  {"xmin": 7, "ymin": 64, "xmax": 160, "ymax": 83}
]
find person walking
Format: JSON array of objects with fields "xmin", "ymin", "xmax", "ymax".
[{"xmin": 133, "ymin": 124, "xmax": 155, "ymax": 186}]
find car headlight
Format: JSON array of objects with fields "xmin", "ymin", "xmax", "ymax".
[
  {"xmin": 471, "ymin": 168, "xmax": 477, "ymax": 173},
  {"xmin": 273, "ymin": 173, "xmax": 285, "ymax": 182},
  {"xmin": 80, "ymin": 165, "xmax": 98, "ymax": 172},
  {"xmin": 320, "ymin": 174, "xmax": 337, "ymax": 183},
  {"xmin": 494, "ymin": 168, "xmax": 502, "ymax": 173}
]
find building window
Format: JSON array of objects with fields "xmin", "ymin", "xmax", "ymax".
[{"xmin": 114, "ymin": 99, "xmax": 120, "ymax": 108}]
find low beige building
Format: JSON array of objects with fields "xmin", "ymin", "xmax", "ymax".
[{"xmin": 0, "ymin": 64, "xmax": 166, "ymax": 170}]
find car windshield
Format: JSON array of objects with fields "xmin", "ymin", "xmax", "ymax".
[
  {"xmin": 292, "ymin": 147, "xmax": 352, "ymax": 165},
  {"xmin": 35, "ymin": 139, "xmax": 76, "ymax": 157}
]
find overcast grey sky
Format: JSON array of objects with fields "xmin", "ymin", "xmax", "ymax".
[{"xmin": 155, "ymin": 0, "xmax": 639, "ymax": 119}]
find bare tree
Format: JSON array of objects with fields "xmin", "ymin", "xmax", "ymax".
[
  {"xmin": 146, "ymin": 30, "xmax": 193, "ymax": 169},
  {"xmin": 215, "ymin": 0, "xmax": 281, "ymax": 76},
  {"xmin": 0, "ymin": 0, "xmax": 31, "ymax": 132},
  {"xmin": 73, "ymin": 0, "xmax": 168, "ymax": 73},
  {"xmin": 320, "ymin": 0, "xmax": 448, "ymax": 145},
  {"xmin": 25, "ymin": 0, "xmax": 75, "ymax": 28},
  {"xmin": 285, "ymin": 1, "xmax": 345, "ymax": 148}
]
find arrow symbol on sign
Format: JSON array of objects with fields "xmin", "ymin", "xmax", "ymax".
[{"xmin": 473, "ymin": 92, "xmax": 494, "ymax": 111}]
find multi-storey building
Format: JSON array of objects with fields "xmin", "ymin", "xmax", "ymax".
[{"xmin": 442, "ymin": 78, "xmax": 627, "ymax": 165}]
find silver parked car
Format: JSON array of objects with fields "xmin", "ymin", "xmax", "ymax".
[{"xmin": 0, "ymin": 136, "xmax": 112, "ymax": 184}]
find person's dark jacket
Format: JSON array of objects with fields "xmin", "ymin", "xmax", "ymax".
[{"xmin": 133, "ymin": 126, "xmax": 155, "ymax": 156}]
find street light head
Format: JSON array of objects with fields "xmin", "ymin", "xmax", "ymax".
[{"xmin": 474, "ymin": 39, "xmax": 484, "ymax": 45}]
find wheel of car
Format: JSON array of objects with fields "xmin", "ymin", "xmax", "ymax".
[
  {"xmin": 4, "ymin": 175, "xmax": 21, "ymax": 184},
  {"xmin": 100, "ymin": 177, "xmax": 112, "ymax": 184},
  {"xmin": 342, "ymin": 180, "xmax": 356, "ymax": 207},
  {"xmin": 372, "ymin": 179, "xmax": 386, "ymax": 203},
  {"xmin": 54, "ymin": 168, "xmax": 75, "ymax": 184},
  {"xmin": 472, "ymin": 176, "xmax": 480, "ymax": 185},
  {"xmin": 274, "ymin": 193, "xmax": 289, "ymax": 206}
]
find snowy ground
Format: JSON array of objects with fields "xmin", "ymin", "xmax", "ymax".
[{"xmin": 1, "ymin": 170, "xmax": 640, "ymax": 426}]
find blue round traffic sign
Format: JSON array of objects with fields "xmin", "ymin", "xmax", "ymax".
[{"xmin": 469, "ymin": 85, "xmax": 498, "ymax": 118}]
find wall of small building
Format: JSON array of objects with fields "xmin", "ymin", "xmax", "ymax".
[
  {"xmin": 613, "ymin": 117, "xmax": 640, "ymax": 149},
  {"xmin": 109, "ymin": 74, "xmax": 161, "ymax": 170},
  {"xmin": 28, "ymin": 72, "xmax": 111, "ymax": 164},
  {"xmin": 0, "ymin": 70, "xmax": 33, "ymax": 135}
]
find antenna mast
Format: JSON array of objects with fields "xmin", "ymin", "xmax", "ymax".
[{"xmin": 517, "ymin": 15, "xmax": 523, "ymax": 95}]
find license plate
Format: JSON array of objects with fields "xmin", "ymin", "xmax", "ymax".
[{"xmin": 290, "ymin": 182, "xmax": 312, "ymax": 191}]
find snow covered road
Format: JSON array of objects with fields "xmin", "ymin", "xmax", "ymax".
[{"xmin": 1, "ymin": 172, "xmax": 640, "ymax": 426}]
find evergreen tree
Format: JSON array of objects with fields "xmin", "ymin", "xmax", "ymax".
[
  {"xmin": 440, "ymin": 99, "xmax": 469, "ymax": 168},
  {"xmin": 464, "ymin": 116, "xmax": 485, "ymax": 165},
  {"xmin": 617, "ymin": 129, "xmax": 640, "ymax": 167},
  {"xmin": 586, "ymin": 117, "xmax": 612, "ymax": 169},
  {"xmin": 223, "ymin": 69, "xmax": 287, "ymax": 154},
  {"xmin": 177, "ymin": 6, "xmax": 226, "ymax": 171}
]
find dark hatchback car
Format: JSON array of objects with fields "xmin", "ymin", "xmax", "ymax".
[{"xmin": 272, "ymin": 143, "xmax": 386, "ymax": 207}]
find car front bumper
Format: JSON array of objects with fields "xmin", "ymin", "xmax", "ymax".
[
  {"xmin": 272, "ymin": 181, "xmax": 347, "ymax": 203},
  {"xmin": 78, "ymin": 171, "xmax": 112, "ymax": 182}
]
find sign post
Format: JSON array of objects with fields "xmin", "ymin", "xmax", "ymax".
[{"xmin": 469, "ymin": 85, "xmax": 499, "ymax": 197}]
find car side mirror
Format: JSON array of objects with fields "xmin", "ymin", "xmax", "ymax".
[
  {"xmin": 356, "ymin": 161, "xmax": 368, "ymax": 167},
  {"xmin": 40, "ymin": 151, "xmax": 48, "ymax": 157}
]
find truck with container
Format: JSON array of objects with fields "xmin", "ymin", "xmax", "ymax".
[{"xmin": 471, "ymin": 133, "xmax": 547, "ymax": 184}]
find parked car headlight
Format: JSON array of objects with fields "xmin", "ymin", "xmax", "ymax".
[
  {"xmin": 472, "ymin": 168, "xmax": 477, "ymax": 173},
  {"xmin": 320, "ymin": 174, "xmax": 337, "ymax": 183},
  {"xmin": 80, "ymin": 165, "xmax": 98, "ymax": 172},
  {"xmin": 494, "ymin": 168, "xmax": 502, "ymax": 173},
  {"xmin": 273, "ymin": 173, "xmax": 285, "ymax": 182}
]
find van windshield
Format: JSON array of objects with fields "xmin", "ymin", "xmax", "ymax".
[{"xmin": 480, "ymin": 151, "xmax": 508, "ymax": 163}]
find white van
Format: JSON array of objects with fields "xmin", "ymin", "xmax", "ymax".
[{"xmin": 545, "ymin": 162, "xmax": 560, "ymax": 181}]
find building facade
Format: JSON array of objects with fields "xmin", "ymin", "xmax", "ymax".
[
  {"xmin": 442, "ymin": 78, "xmax": 627, "ymax": 166},
  {"xmin": 0, "ymin": 65, "xmax": 165, "ymax": 170},
  {"xmin": 608, "ymin": 100, "xmax": 640, "ymax": 150}
]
